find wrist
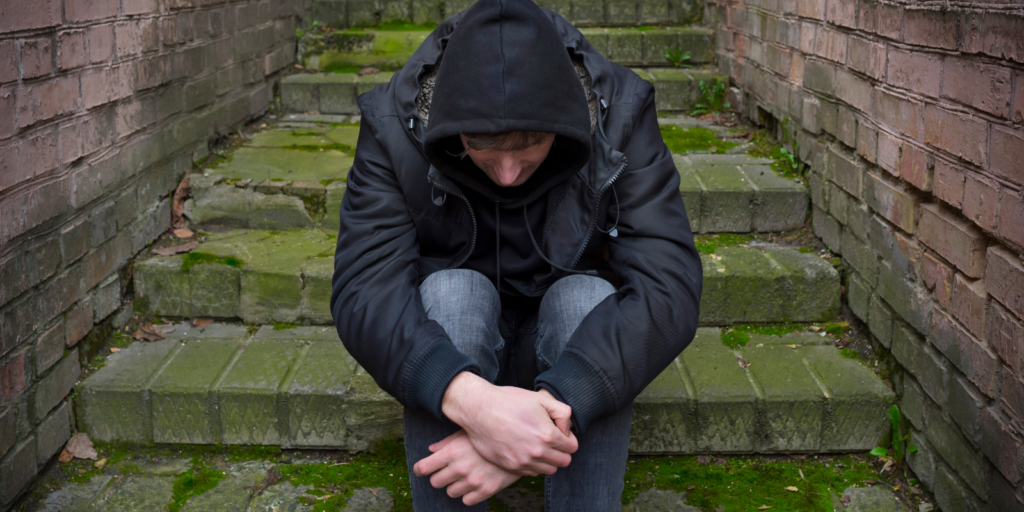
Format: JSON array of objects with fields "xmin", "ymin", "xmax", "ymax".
[{"xmin": 442, "ymin": 371, "xmax": 485, "ymax": 425}]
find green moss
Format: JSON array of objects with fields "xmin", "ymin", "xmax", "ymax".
[
  {"xmin": 168, "ymin": 463, "xmax": 226, "ymax": 511},
  {"xmin": 284, "ymin": 143, "xmax": 355, "ymax": 153},
  {"xmin": 748, "ymin": 130, "xmax": 804, "ymax": 180},
  {"xmin": 694, "ymin": 233, "xmax": 754, "ymax": 254},
  {"xmin": 319, "ymin": 177, "xmax": 347, "ymax": 187},
  {"xmin": 273, "ymin": 321, "xmax": 298, "ymax": 331},
  {"xmin": 829, "ymin": 257, "xmax": 842, "ymax": 268},
  {"xmin": 839, "ymin": 348, "xmax": 860, "ymax": 360},
  {"xmin": 798, "ymin": 247, "xmax": 814, "ymax": 254},
  {"xmin": 659, "ymin": 125, "xmax": 738, "ymax": 154},
  {"xmin": 721, "ymin": 330, "xmax": 751, "ymax": 349},
  {"xmin": 180, "ymin": 252, "xmax": 244, "ymax": 273},
  {"xmin": 375, "ymin": 19, "xmax": 438, "ymax": 31},
  {"xmin": 326, "ymin": 63, "xmax": 366, "ymax": 74},
  {"xmin": 621, "ymin": 454, "xmax": 880, "ymax": 510},
  {"xmin": 824, "ymin": 322, "xmax": 850, "ymax": 337},
  {"xmin": 280, "ymin": 439, "xmax": 412, "ymax": 511},
  {"xmin": 226, "ymin": 445, "xmax": 281, "ymax": 462},
  {"xmin": 721, "ymin": 323, "xmax": 806, "ymax": 348}
]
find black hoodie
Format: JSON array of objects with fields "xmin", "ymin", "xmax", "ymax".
[{"xmin": 331, "ymin": 0, "xmax": 703, "ymax": 434}]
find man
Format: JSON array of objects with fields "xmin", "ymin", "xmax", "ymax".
[{"xmin": 330, "ymin": 0, "xmax": 703, "ymax": 509}]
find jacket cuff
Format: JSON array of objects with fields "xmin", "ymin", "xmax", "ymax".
[
  {"xmin": 403, "ymin": 338, "xmax": 480, "ymax": 422},
  {"xmin": 534, "ymin": 352, "xmax": 617, "ymax": 434}
]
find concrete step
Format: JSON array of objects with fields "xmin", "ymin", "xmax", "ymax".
[
  {"xmin": 298, "ymin": 26, "xmax": 714, "ymax": 72},
  {"xmin": 77, "ymin": 326, "xmax": 893, "ymax": 453},
  {"xmin": 280, "ymin": 67, "xmax": 726, "ymax": 114},
  {"xmin": 133, "ymin": 229, "xmax": 840, "ymax": 325},
  {"xmin": 312, "ymin": 0, "xmax": 703, "ymax": 29}
]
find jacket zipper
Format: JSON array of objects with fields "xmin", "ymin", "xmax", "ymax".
[
  {"xmin": 569, "ymin": 156, "xmax": 628, "ymax": 269},
  {"xmin": 428, "ymin": 176, "xmax": 478, "ymax": 270}
]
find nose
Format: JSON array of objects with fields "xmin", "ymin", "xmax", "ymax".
[{"xmin": 492, "ymin": 154, "xmax": 521, "ymax": 186}]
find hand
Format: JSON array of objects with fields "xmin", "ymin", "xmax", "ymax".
[
  {"xmin": 441, "ymin": 372, "xmax": 579, "ymax": 475},
  {"xmin": 413, "ymin": 430, "xmax": 520, "ymax": 506}
]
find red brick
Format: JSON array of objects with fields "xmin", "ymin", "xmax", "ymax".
[
  {"xmin": 826, "ymin": 0, "xmax": 855, "ymax": 28},
  {"xmin": 942, "ymin": 57, "xmax": 1013, "ymax": 118},
  {"xmin": 951, "ymin": 274, "xmax": 988, "ymax": 339},
  {"xmin": 857, "ymin": 122, "xmax": 878, "ymax": 163},
  {"xmin": 998, "ymin": 190, "xmax": 1024, "ymax": 249},
  {"xmin": 57, "ymin": 31, "xmax": 87, "ymax": 71},
  {"xmin": 1013, "ymin": 71, "xmax": 1024, "ymax": 124},
  {"xmin": 34, "ymin": 322, "xmax": 64, "ymax": 374},
  {"xmin": 963, "ymin": 12, "xmax": 1024, "ymax": 64},
  {"xmin": 0, "ymin": 41, "xmax": 17, "ymax": 85},
  {"xmin": 64, "ymin": 301, "xmax": 92, "ymax": 347},
  {"xmin": 987, "ymin": 301, "xmax": 1024, "ymax": 375},
  {"xmin": 874, "ymin": 90, "xmax": 921, "ymax": 139},
  {"xmin": 27, "ymin": 177, "xmax": 71, "ymax": 235},
  {"xmin": 815, "ymin": 26, "xmax": 847, "ymax": 63},
  {"xmin": 933, "ymin": 159, "xmax": 965, "ymax": 210},
  {"xmin": 827, "ymin": 145, "xmax": 864, "ymax": 198},
  {"xmin": 0, "ymin": 129, "xmax": 58, "ymax": 192},
  {"xmin": 835, "ymin": 68, "xmax": 872, "ymax": 113},
  {"xmin": 877, "ymin": 130, "xmax": 900, "ymax": 176},
  {"xmin": 963, "ymin": 174, "xmax": 1000, "ymax": 233},
  {"xmin": 837, "ymin": 108, "xmax": 856, "ymax": 147},
  {"xmin": 0, "ymin": 0, "xmax": 61, "ymax": 33},
  {"xmin": 65, "ymin": 0, "xmax": 117, "ymax": 22},
  {"xmin": 88, "ymin": 24, "xmax": 114, "ymax": 64},
  {"xmin": 859, "ymin": 0, "xmax": 900, "ymax": 40},
  {"xmin": 920, "ymin": 204, "xmax": 988, "ymax": 278},
  {"xmin": 140, "ymin": 19, "xmax": 160, "ymax": 53},
  {"xmin": 987, "ymin": 245, "xmax": 1024, "ymax": 320},
  {"xmin": 904, "ymin": 8, "xmax": 958, "ymax": 50},
  {"xmin": 991, "ymin": 127, "xmax": 1024, "ymax": 186},
  {"xmin": 114, "ymin": 22, "xmax": 141, "ymax": 60},
  {"xmin": 931, "ymin": 308, "xmax": 999, "ymax": 397},
  {"xmin": 900, "ymin": 143, "xmax": 932, "ymax": 192},
  {"xmin": 123, "ymin": 0, "xmax": 159, "ymax": 16},
  {"xmin": 847, "ymin": 36, "xmax": 885, "ymax": 80},
  {"xmin": 0, "ymin": 347, "xmax": 27, "ymax": 406},
  {"xmin": 799, "ymin": 22, "xmax": 816, "ymax": 53},
  {"xmin": 980, "ymin": 407, "xmax": 1023, "ymax": 484},
  {"xmin": 790, "ymin": 52, "xmax": 805, "ymax": 84},
  {"xmin": 15, "ymin": 75, "xmax": 81, "ymax": 129},
  {"xmin": 865, "ymin": 172, "xmax": 918, "ymax": 233},
  {"xmin": 887, "ymin": 48, "xmax": 940, "ymax": 98},
  {"xmin": 924, "ymin": 106, "xmax": 988, "ymax": 167},
  {"xmin": 0, "ymin": 87, "xmax": 14, "ymax": 141},
  {"xmin": 923, "ymin": 251, "xmax": 954, "ymax": 308},
  {"xmin": 81, "ymin": 66, "xmax": 135, "ymax": 110},
  {"xmin": 20, "ymin": 38, "xmax": 52, "ymax": 80},
  {"xmin": 1002, "ymin": 370, "xmax": 1024, "ymax": 422}
]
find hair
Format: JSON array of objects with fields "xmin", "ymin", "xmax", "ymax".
[{"xmin": 458, "ymin": 131, "xmax": 551, "ymax": 158}]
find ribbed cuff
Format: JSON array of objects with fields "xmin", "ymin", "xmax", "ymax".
[
  {"xmin": 534, "ymin": 352, "xmax": 617, "ymax": 434},
  {"xmin": 403, "ymin": 338, "xmax": 480, "ymax": 423}
]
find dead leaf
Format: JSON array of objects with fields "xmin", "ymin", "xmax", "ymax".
[
  {"xmin": 369, "ymin": 488, "xmax": 378, "ymax": 496},
  {"xmin": 840, "ymin": 495, "xmax": 851, "ymax": 504},
  {"xmin": 799, "ymin": 469, "xmax": 805, "ymax": 480},
  {"xmin": 357, "ymin": 67, "xmax": 380, "ymax": 76},
  {"xmin": 65, "ymin": 433, "xmax": 98, "ymax": 460},
  {"xmin": 152, "ymin": 241, "xmax": 198, "ymax": 256},
  {"xmin": 880, "ymin": 460, "xmax": 894, "ymax": 474},
  {"xmin": 173, "ymin": 228, "xmax": 194, "ymax": 238},
  {"xmin": 736, "ymin": 355, "xmax": 751, "ymax": 369},
  {"xmin": 316, "ymin": 494, "xmax": 336, "ymax": 501},
  {"xmin": 134, "ymin": 323, "xmax": 166, "ymax": 342},
  {"xmin": 94, "ymin": 458, "xmax": 107, "ymax": 469},
  {"xmin": 808, "ymin": 325, "xmax": 821, "ymax": 332},
  {"xmin": 172, "ymin": 175, "xmax": 190, "ymax": 229},
  {"xmin": 786, "ymin": 344, "xmax": 799, "ymax": 349},
  {"xmin": 785, "ymin": 486, "xmax": 799, "ymax": 492},
  {"xmin": 697, "ymin": 455, "xmax": 711, "ymax": 465},
  {"xmin": 192, "ymin": 318, "xmax": 214, "ymax": 328},
  {"xmin": 110, "ymin": 347, "xmax": 121, "ymax": 353},
  {"xmin": 758, "ymin": 507, "xmax": 774, "ymax": 510},
  {"xmin": 294, "ymin": 64, "xmax": 304, "ymax": 69},
  {"xmin": 59, "ymin": 449, "xmax": 73, "ymax": 463},
  {"xmin": 687, "ymin": 485, "xmax": 695, "ymax": 490},
  {"xmin": 863, "ymin": 480, "xmax": 876, "ymax": 485}
]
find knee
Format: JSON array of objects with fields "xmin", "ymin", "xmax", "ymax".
[
  {"xmin": 536, "ymin": 275, "xmax": 616, "ymax": 364},
  {"xmin": 419, "ymin": 269, "xmax": 500, "ymax": 326},
  {"xmin": 544, "ymin": 274, "xmax": 616, "ymax": 315}
]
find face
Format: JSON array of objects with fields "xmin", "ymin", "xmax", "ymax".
[{"xmin": 459, "ymin": 133, "xmax": 556, "ymax": 187}]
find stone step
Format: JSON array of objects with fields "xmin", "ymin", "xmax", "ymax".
[
  {"xmin": 280, "ymin": 67, "xmax": 726, "ymax": 114},
  {"xmin": 312, "ymin": 0, "xmax": 702, "ymax": 29},
  {"xmin": 133, "ymin": 229, "xmax": 840, "ymax": 325},
  {"xmin": 298, "ymin": 26, "xmax": 714, "ymax": 72},
  {"xmin": 187, "ymin": 124, "xmax": 807, "ymax": 234},
  {"xmin": 78, "ymin": 326, "xmax": 893, "ymax": 453}
]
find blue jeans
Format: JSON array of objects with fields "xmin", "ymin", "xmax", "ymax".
[{"xmin": 405, "ymin": 269, "xmax": 634, "ymax": 511}]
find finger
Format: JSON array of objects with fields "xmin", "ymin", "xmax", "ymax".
[
  {"xmin": 553, "ymin": 414, "xmax": 573, "ymax": 437},
  {"xmin": 548, "ymin": 428, "xmax": 580, "ymax": 455},
  {"xmin": 430, "ymin": 465, "xmax": 464, "ymax": 489},
  {"xmin": 445, "ymin": 479, "xmax": 473, "ymax": 499},
  {"xmin": 524, "ymin": 459, "xmax": 562, "ymax": 475},
  {"xmin": 414, "ymin": 451, "xmax": 451, "ymax": 478},
  {"xmin": 429, "ymin": 430, "xmax": 466, "ymax": 453}
]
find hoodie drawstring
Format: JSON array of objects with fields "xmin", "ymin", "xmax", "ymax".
[
  {"xmin": 523, "ymin": 206, "xmax": 598, "ymax": 277},
  {"xmin": 495, "ymin": 203, "xmax": 501, "ymax": 295}
]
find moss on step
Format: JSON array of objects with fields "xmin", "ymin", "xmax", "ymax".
[
  {"xmin": 720, "ymin": 323, "xmax": 805, "ymax": 349},
  {"xmin": 748, "ymin": 129, "xmax": 804, "ymax": 180},
  {"xmin": 180, "ymin": 252, "xmax": 244, "ymax": 273},
  {"xmin": 660, "ymin": 125, "xmax": 738, "ymax": 154},
  {"xmin": 693, "ymin": 233, "xmax": 754, "ymax": 254},
  {"xmin": 280, "ymin": 439, "xmax": 412, "ymax": 511},
  {"xmin": 168, "ymin": 463, "xmax": 225, "ymax": 511}
]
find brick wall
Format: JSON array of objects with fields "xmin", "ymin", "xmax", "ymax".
[
  {"xmin": 707, "ymin": 0, "xmax": 1024, "ymax": 510},
  {"xmin": 0, "ymin": 0, "xmax": 304, "ymax": 506}
]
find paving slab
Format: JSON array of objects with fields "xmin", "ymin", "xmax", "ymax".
[
  {"xmin": 91, "ymin": 476, "xmax": 173, "ymax": 512},
  {"xmin": 623, "ymin": 488, "xmax": 701, "ymax": 511},
  {"xmin": 341, "ymin": 487, "xmax": 393, "ymax": 511},
  {"xmin": 219, "ymin": 340, "xmax": 306, "ymax": 445},
  {"xmin": 250, "ymin": 481, "xmax": 314, "ymax": 512},
  {"xmin": 681, "ymin": 329, "xmax": 759, "ymax": 452},
  {"xmin": 38, "ymin": 474, "xmax": 111, "ymax": 512},
  {"xmin": 744, "ymin": 341, "xmax": 825, "ymax": 452},
  {"xmin": 179, "ymin": 461, "xmax": 273, "ymax": 512}
]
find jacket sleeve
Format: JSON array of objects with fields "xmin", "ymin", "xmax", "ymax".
[
  {"xmin": 331, "ymin": 108, "xmax": 480, "ymax": 422},
  {"xmin": 534, "ymin": 79, "xmax": 703, "ymax": 434}
]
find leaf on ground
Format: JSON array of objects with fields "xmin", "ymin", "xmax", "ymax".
[
  {"xmin": 736, "ymin": 355, "xmax": 751, "ymax": 369},
  {"xmin": 786, "ymin": 344, "xmax": 798, "ymax": 349},
  {"xmin": 784, "ymin": 486, "xmax": 799, "ymax": 492},
  {"xmin": 758, "ymin": 507, "xmax": 774, "ymax": 510},
  {"xmin": 316, "ymin": 494, "xmax": 336, "ymax": 501},
  {"xmin": 840, "ymin": 495, "xmax": 851, "ymax": 504},
  {"xmin": 799, "ymin": 469, "xmax": 805, "ymax": 480},
  {"xmin": 109, "ymin": 347, "xmax": 121, "ymax": 353},
  {"xmin": 191, "ymin": 318, "xmax": 214, "ymax": 328},
  {"xmin": 357, "ymin": 67, "xmax": 380, "ymax": 76},
  {"xmin": 152, "ymin": 240, "xmax": 198, "ymax": 256},
  {"xmin": 94, "ymin": 458, "xmax": 107, "ymax": 469},
  {"xmin": 171, "ymin": 175, "xmax": 190, "ymax": 228},
  {"xmin": 696, "ymin": 455, "xmax": 711, "ymax": 465},
  {"xmin": 880, "ymin": 460, "xmax": 894, "ymax": 474},
  {"xmin": 134, "ymin": 323, "xmax": 167, "ymax": 341},
  {"xmin": 65, "ymin": 433, "xmax": 98, "ymax": 460},
  {"xmin": 809, "ymin": 325, "xmax": 821, "ymax": 331},
  {"xmin": 173, "ymin": 228, "xmax": 194, "ymax": 238},
  {"xmin": 59, "ymin": 449, "xmax": 73, "ymax": 463}
]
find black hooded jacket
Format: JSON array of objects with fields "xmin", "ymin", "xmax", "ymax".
[{"xmin": 330, "ymin": 0, "xmax": 703, "ymax": 434}]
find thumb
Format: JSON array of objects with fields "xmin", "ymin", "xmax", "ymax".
[
  {"xmin": 539, "ymin": 393, "xmax": 573, "ymax": 437},
  {"xmin": 429, "ymin": 429, "xmax": 466, "ymax": 453}
]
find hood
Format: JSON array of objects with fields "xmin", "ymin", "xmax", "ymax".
[{"xmin": 421, "ymin": 0, "xmax": 593, "ymax": 208}]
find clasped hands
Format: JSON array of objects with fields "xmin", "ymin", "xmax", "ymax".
[{"xmin": 412, "ymin": 371, "xmax": 578, "ymax": 506}]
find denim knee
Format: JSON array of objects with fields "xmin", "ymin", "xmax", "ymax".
[
  {"xmin": 536, "ymin": 274, "xmax": 616, "ymax": 370},
  {"xmin": 419, "ymin": 269, "xmax": 504, "ymax": 382}
]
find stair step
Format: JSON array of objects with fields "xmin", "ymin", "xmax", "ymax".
[
  {"xmin": 297, "ymin": 26, "xmax": 714, "ymax": 72},
  {"xmin": 134, "ymin": 229, "xmax": 839, "ymax": 325},
  {"xmin": 79, "ymin": 326, "xmax": 892, "ymax": 453},
  {"xmin": 311, "ymin": 0, "xmax": 702, "ymax": 29},
  {"xmin": 280, "ymin": 67, "xmax": 726, "ymax": 114}
]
